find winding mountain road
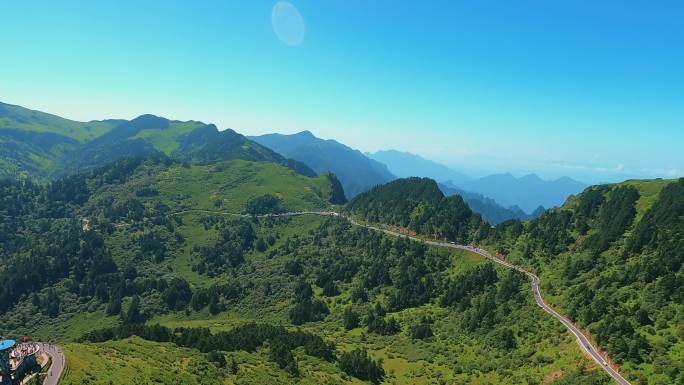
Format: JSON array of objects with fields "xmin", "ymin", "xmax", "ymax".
[
  {"xmin": 452, "ymin": 246, "xmax": 630, "ymax": 385},
  {"xmin": 169, "ymin": 209, "xmax": 632, "ymax": 384}
]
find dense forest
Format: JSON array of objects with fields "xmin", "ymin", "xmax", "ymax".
[
  {"xmin": 0, "ymin": 155, "xmax": 339, "ymax": 327},
  {"xmin": 343, "ymin": 176, "xmax": 683, "ymax": 384},
  {"xmin": 264, "ymin": 216, "xmax": 609, "ymax": 384},
  {"xmin": 487, "ymin": 179, "xmax": 684, "ymax": 384},
  {"xmin": 346, "ymin": 177, "xmax": 490, "ymax": 243},
  {"xmin": 1, "ymin": 155, "xmax": 680, "ymax": 384},
  {"xmin": 0, "ymin": 156, "xmax": 391, "ymax": 384}
]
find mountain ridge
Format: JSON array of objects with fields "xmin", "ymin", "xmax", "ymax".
[
  {"xmin": 367, "ymin": 149, "xmax": 471, "ymax": 184},
  {"xmin": 0, "ymin": 102, "xmax": 316, "ymax": 179},
  {"xmin": 249, "ymin": 131, "xmax": 395, "ymax": 198},
  {"xmin": 450, "ymin": 172, "xmax": 587, "ymax": 213}
]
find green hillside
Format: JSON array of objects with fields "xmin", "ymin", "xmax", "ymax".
[
  {"xmin": 488, "ymin": 178, "xmax": 684, "ymax": 385},
  {"xmin": 0, "ymin": 101, "xmax": 121, "ymax": 179},
  {"xmin": 0, "ymin": 101, "xmax": 119, "ymax": 141},
  {"xmin": 0, "ymin": 159, "xmax": 612, "ymax": 385},
  {"xmin": 0, "ymin": 104, "xmax": 678, "ymax": 384},
  {"xmin": 131, "ymin": 121, "xmax": 206, "ymax": 154},
  {"xmin": 0, "ymin": 102, "xmax": 316, "ymax": 180},
  {"xmin": 339, "ymin": 176, "xmax": 683, "ymax": 384},
  {"xmin": 346, "ymin": 177, "xmax": 489, "ymax": 243},
  {"xmin": 82, "ymin": 158, "xmax": 335, "ymax": 216}
]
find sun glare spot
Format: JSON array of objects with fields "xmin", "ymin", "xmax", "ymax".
[{"xmin": 271, "ymin": 1, "xmax": 305, "ymax": 47}]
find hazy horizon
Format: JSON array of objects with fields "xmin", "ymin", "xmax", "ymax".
[{"xmin": 3, "ymin": 1, "xmax": 682, "ymax": 183}]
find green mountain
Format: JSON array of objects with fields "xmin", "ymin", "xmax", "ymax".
[
  {"xmin": 0, "ymin": 102, "xmax": 315, "ymax": 179},
  {"xmin": 1, "ymin": 102, "xmax": 678, "ymax": 385},
  {"xmin": 64, "ymin": 114, "xmax": 316, "ymax": 177},
  {"xmin": 0, "ymin": 101, "xmax": 120, "ymax": 141},
  {"xmin": 0, "ymin": 101, "xmax": 121, "ymax": 178},
  {"xmin": 346, "ymin": 177, "xmax": 490, "ymax": 243},
  {"xmin": 0, "ymin": 158, "xmax": 610, "ymax": 385},
  {"xmin": 0, "ymin": 156, "xmax": 339, "ymax": 323},
  {"xmin": 344, "ymin": 176, "xmax": 683, "ymax": 384},
  {"xmin": 250, "ymin": 131, "xmax": 396, "ymax": 197},
  {"xmin": 488, "ymin": 178, "xmax": 684, "ymax": 384}
]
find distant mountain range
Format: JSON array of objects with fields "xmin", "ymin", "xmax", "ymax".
[
  {"xmin": 368, "ymin": 150, "xmax": 471, "ymax": 184},
  {"xmin": 0, "ymin": 100, "xmax": 584, "ymax": 222},
  {"xmin": 249, "ymin": 131, "xmax": 395, "ymax": 198},
  {"xmin": 250, "ymin": 131, "xmax": 547, "ymax": 224},
  {"xmin": 438, "ymin": 183, "xmax": 544, "ymax": 224},
  {"xmin": 451, "ymin": 173, "xmax": 587, "ymax": 214},
  {"xmin": 367, "ymin": 148, "xmax": 586, "ymax": 214}
]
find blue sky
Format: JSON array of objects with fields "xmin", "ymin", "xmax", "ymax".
[{"xmin": 2, "ymin": 1, "xmax": 682, "ymax": 183}]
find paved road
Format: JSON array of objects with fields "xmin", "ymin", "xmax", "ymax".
[
  {"xmin": 168, "ymin": 209, "xmax": 631, "ymax": 384},
  {"xmin": 36, "ymin": 343, "xmax": 65, "ymax": 385}
]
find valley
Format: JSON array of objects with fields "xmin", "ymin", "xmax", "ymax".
[
  {"xmin": 2, "ymin": 3, "xmax": 682, "ymax": 384},
  {"xmin": 0, "ymin": 106, "xmax": 679, "ymax": 385}
]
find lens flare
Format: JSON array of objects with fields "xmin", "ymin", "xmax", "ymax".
[{"xmin": 271, "ymin": 1, "xmax": 305, "ymax": 47}]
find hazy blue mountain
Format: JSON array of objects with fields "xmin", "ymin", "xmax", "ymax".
[
  {"xmin": 451, "ymin": 173, "xmax": 587, "ymax": 213},
  {"xmin": 367, "ymin": 150, "xmax": 471, "ymax": 184},
  {"xmin": 439, "ymin": 183, "xmax": 544, "ymax": 225},
  {"xmin": 250, "ymin": 131, "xmax": 395, "ymax": 197}
]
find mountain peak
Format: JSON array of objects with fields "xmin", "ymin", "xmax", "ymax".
[
  {"xmin": 294, "ymin": 130, "xmax": 316, "ymax": 138},
  {"xmin": 458, "ymin": 172, "xmax": 587, "ymax": 213},
  {"xmin": 128, "ymin": 114, "xmax": 170, "ymax": 129},
  {"xmin": 520, "ymin": 173, "xmax": 543, "ymax": 182},
  {"xmin": 250, "ymin": 131, "xmax": 396, "ymax": 198},
  {"xmin": 369, "ymin": 150, "xmax": 470, "ymax": 184}
]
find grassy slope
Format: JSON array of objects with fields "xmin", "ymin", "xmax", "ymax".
[
  {"xmin": 154, "ymin": 160, "xmax": 332, "ymax": 213},
  {"xmin": 0, "ymin": 159, "xmax": 334, "ymax": 340},
  {"xmin": 0, "ymin": 102, "xmax": 119, "ymax": 179},
  {"xmin": 62, "ymin": 336, "xmax": 363, "ymax": 385},
  {"xmin": 62, "ymin": 234, "xmax": 607, "ymax": 385},
  {"xmin": 64, "ymin": 172, "xmax": 606, "ymax": 384},
  {"xmin": 3, "ymin": 159, "xmax": 616, "ymax": 384},
  {"xmin": 562, "ymin": 179, "xmax": 672, "ymax": 222},
  {"xmin": 131, "ymin": 121, "xmax": 205, "ymax": 154},
  {"xmin": 0, "ymin": 101, "xmax": 117, "ymax": 141},
  {"xmin": 98, "ymin": 159, "xmax": 334, "ymax": 289},
  {"xmin": 83, "ymin": 159, "xmax": 333, "ymax": 218}
]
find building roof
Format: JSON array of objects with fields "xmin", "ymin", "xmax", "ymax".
[{"xmin": 0, "ymin": 340, "xmax": 15, "ymax": 351}]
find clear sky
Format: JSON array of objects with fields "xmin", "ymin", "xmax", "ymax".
[{"xmin": 2, "ymin": 1, "xmax": 682, "ymax": 183}]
